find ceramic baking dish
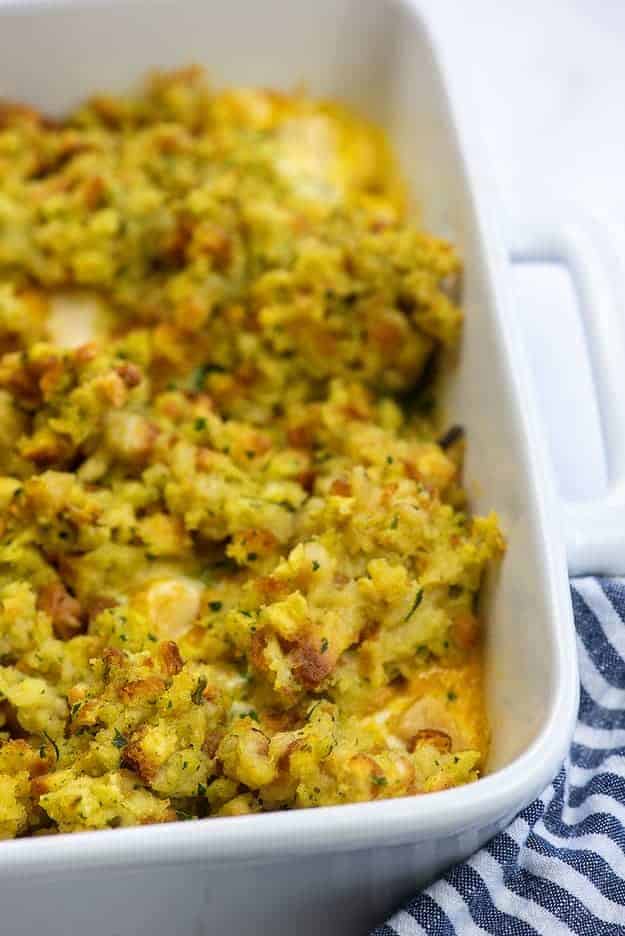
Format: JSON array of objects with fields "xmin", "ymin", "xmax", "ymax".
[{"xmin": 2, "ymin": 0, "xmax": 625, "ymax": 933}]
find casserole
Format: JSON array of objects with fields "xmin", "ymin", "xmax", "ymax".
[
  {"xmin": 0, "ymin": 70, "xmax": 501, "ymax": 833},
  {"xmin": 5, "ymin": 0, "xmax": 622, "ymax": 931}
]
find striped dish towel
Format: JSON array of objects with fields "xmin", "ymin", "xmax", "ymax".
[{"xmin": 373, "ymin": 578, "xmax": 625, "ymax": 935}]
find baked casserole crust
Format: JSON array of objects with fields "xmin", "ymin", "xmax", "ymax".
[{"xmin": 0, "ymin": 69, "xmax": 503, "ymax": 837}]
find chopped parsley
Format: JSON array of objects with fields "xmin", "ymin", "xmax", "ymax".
[
  {"xmin": 320, "ymin": 637, "xmax": 329, "ymax": 654},
  {"xmin": 372, "ymin": 775, "xmax": 387, "ymax": 787},
  {"xmin": 194, "ymin": 417, "xmax": 207, "ymax": 431},
  {"xmin": 403, "ymin": 587, "xmax": 423, "ymax": 621},
  {"xmin": 197, "ymin": 783, "xmax": 207, "ymax": 796},
  {"xmin": 312, "ymin": 560, "xmax": 320, "ymax": 571},
  {"xmin": 42, "ymin": 731, "xmax": 59, "ymax": 761},
  {"xmin": 447, "ymin": 690, "xmax": 457, "ymax": 702},
  {"xmin": 112, "ymin": 729, "xmax": 127, "ymax": 749},
  {"xmin": 191, "ymin": 362, "xmax": 223, "ymax": 391},
  {"xmin": 240, "ymin": 709, "xmax": 259, "ymax": 722},
  {"xmin": 209, "ymin": 601, "xmax": 223, "ymax": 612},
  {"xmin": 191, "ymin": 676, "xmax": 208, "ymax": 705}
]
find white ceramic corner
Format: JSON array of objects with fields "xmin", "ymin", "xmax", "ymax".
[
  {"xmin": 0, "ymin": 1, "xmax": 579, "ymax": 933},
  {"xmin": 508, "ymin": 214, "xmax": 625, "ymax": 577}
]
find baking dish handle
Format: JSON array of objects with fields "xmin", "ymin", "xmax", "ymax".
[{"xmin": 508, "ymin": 216, "xmax": 625, "ymax": 576}]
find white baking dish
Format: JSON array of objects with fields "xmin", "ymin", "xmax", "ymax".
[{"xmin": 3, "ymin": 0, "xmax": 623, "ymax": 932}]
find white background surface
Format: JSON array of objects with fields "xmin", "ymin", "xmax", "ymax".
[
  {"xmin": 430, "ymin": 0, "xmax": 625, "ymax": 505},
  {"xmin": 434, "ymin": 0, "xmax": 625, "ymax": 217}
]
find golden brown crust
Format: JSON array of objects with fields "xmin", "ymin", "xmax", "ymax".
[
  {"xmin": 0, "ymin": 69, "xmax": 500, "ymax": 838},
  {"xmin": 118, "ymin": 676, "xmax": 167, "ymax": 704},
  {"xmin": 158, "ymin": 641, "xmax": 184, "ymax": 676},
  {"xmin": 408, "ymin": 729, "xmax": 452, "ymax": 754},
  {"xmin": 290, "ymin": 638, "xmax": 334, "ymax": 690},
  {"xmin": 37, "ymin": 582, "xmax": 85, "ymax": 640}
]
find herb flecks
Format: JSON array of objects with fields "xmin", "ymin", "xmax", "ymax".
[
  {"xmin": 192, "ymin": 676, "xmax": 208, "ymax": 705},
  {"xmin": 112, "ymin": 728, "xmax": 127, "ymax": 749},
  {"xmin": 239, "ymin": 709, "xmax": 259, "ymax": 722},
  {"xmin": 191, "ymin": 362, "xmax": 223, "ymax": 391},
  {"xmin": 42, "ymin": 731, "xmax": 60, "ymax": 761},
  {"xmin": 403, "ymin": 588, "xmax": 423, "ymax": 622}
]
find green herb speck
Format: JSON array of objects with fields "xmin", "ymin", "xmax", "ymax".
[
  {"xmin": 42, "ymin": 731, "xmax": 59, "ymax": 761},
  {"xmin": 192, "ymin": 676, "xmax": 208, "ymax": 705},
  {"xmin": 238, "ymin": 709, "xmax": 259, "ymax": 722},
  {"xmin": 191, "ymin": 363, "xmax": 211, "ymax": 391},
  {"xmin": 403, "ymin": 588, "xmax": 423, "ymax": 621}
]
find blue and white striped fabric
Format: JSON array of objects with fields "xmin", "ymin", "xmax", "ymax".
[{"xmin": 374, "ymin": 578, "xmax": 625, "ymax": 935}]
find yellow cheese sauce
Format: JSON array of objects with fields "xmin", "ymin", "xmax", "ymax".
[{"xmin": 0, "ymin": 69, "xmax": 502, "ymax": 837}]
